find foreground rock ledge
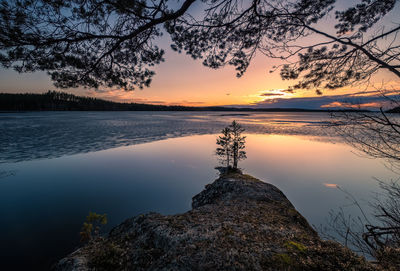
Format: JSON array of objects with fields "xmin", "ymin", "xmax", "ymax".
[{"xmin": 56, "ymin": 173, "xmax": 376, "ymax": 271}]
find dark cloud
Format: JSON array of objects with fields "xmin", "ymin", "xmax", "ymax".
[
  {"xmin": 243, "ymin": 90, "xmax": 400, "ymax": 110},
  {"xmin": 260, "ymin": 92, "xmax": 285, "ymax": 97}
]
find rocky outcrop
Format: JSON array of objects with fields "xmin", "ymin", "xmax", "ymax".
[{"xmin": 55, "ymin": 173, "xmax": 376, "ymax": 270}]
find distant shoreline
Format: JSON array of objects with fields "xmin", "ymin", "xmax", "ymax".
[
  {"xmin": 0, "ymin": 109, "xmax": 371, "ymax": 113},
  {"xmin": 0, "ymin": 91, "xmax": 372, "ymax": 113}
]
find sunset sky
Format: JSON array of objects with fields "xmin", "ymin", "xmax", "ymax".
[{"xmin": 1, "ymin": 1, "xmax": 399, "ymax": 110}]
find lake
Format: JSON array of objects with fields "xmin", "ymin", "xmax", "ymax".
[{"xmin": 0, "ymin": 111, "xmax": 396, "ymax": 270}]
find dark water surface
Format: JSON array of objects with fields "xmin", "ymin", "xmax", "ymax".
[{"xmin": 0, "ymin": 112, "xmax": 396, "ymax": 270}]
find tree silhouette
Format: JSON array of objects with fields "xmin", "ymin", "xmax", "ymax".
[
  {"xmin": 229, "ymin": 120, "xmax": 247, "ymax": 169},
  {"xmin": 331, "ymin": 107, "xmax": 400, "ymax": 167},
  {"xmin": 322, "ymin": 179, "xmax": 400, "ymax": 269},
  {"xmin": 0, "ymin": 0, "xmax": 196, "ymax": 90},
  {"xmin": 169, "ymin": 0, "xmax": 399, "ymax": 93},
  {"xmin": 80, "ymin": 212, "xmax": 107, "ymax": 243},
  {"xmin": 216, "ymin": 127, "xmax": 232, "ymax": 168},
  {"xmin": 216, "ymin": 121, "xmax": 246, "ymax": 170},
  {"xmin": 0, "ymin": 1, "xmax": 398, "ymax": 92}
]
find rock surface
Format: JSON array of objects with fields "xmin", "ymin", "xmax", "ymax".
[{"xmin": 55, "ymin": 173, "xmax": 376, "ymax": 270}]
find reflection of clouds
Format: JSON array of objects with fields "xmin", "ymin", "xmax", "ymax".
[
  {"xmin": 324, "ymin": 183, "xmax": 338, "ymax": 188},
  {"xmin": 293, "ymin": 135, "xmax": 343, "ymax": 144}
]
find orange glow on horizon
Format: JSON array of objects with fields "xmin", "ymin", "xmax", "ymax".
[
  {"xmin": 3, "ymin": 42, "xmax": 399, "ymax": 108},
  {"xmin": 321, "ymin": 101, "xmax": 383, "ymax": 109}
]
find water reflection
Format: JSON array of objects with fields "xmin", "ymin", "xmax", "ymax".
[
  {"xmin": 0, "ymin": 133, "xmax": 396, "ymax": 269},
  {"xmin": 0, "ymin": 111, "xmax": 335, "ymax": 163}
]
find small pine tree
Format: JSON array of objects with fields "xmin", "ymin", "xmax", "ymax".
[
  {"xmin": 216, "ymin": 121, "xmax": 246, "ymax": 170},
  {"xmin": 229, "ymin": 121, "xmax": 246, "ymax": 169},
  {"xmin": 80, "ymin": 212, "xmax": 108, "ymax": 242},
  {"xmin": 216, "ymin": 127, "xmax": 232, "ymax": 168}
]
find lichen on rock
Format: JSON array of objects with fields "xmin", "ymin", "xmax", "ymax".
[{"xmin": 55, "ymin": 172, "xmax": 377, "ymax": 270}]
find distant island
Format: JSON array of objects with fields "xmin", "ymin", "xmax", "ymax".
[{"xmin": 0, "ymin": 91, "xmax": 370, "ymax": 112}]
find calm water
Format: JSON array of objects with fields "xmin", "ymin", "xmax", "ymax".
[{"xmin": 0, "ymin": 112, "xmax": 396, "ymax": 270}]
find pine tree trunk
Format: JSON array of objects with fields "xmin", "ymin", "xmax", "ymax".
[{"xmin": 233, "ymin": 142, "xmax": 238, "ymax": 169}]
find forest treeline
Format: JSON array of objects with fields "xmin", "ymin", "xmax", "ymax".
[
  {"xmin": 0, "ymin": 91, "xmax": 196, "ymax": 111},
  {"xmin": 0, "ymin": 91, "xmax": 371, "ymax": 112}
]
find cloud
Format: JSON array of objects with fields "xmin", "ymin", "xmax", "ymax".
[
  {"xmin": 321, "ymin": 101, "xmax": 382, "ymax": 109},
  {"xmin": 243, "ymin": 90, "xmax": 400, "ymax": 110},
  {"xmin": 253, "ymin": 89, "xmax": 292, "ymax": 101},
  {"xmin": 260, "ymin": 92, "xmax": 285, "ymax": 97},
  {"xmin": 324, "ymin": 183, "xmax": 338, "ymax": 188}
]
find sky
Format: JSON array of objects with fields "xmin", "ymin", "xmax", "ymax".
[{"xmin": 0, "ymin": 0, "xmax": 399, "ymax": 110}]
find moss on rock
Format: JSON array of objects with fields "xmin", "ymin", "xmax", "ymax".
[{"xmin": 55, "ymin": 173, "xmax": 379, "ymax": 271}]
